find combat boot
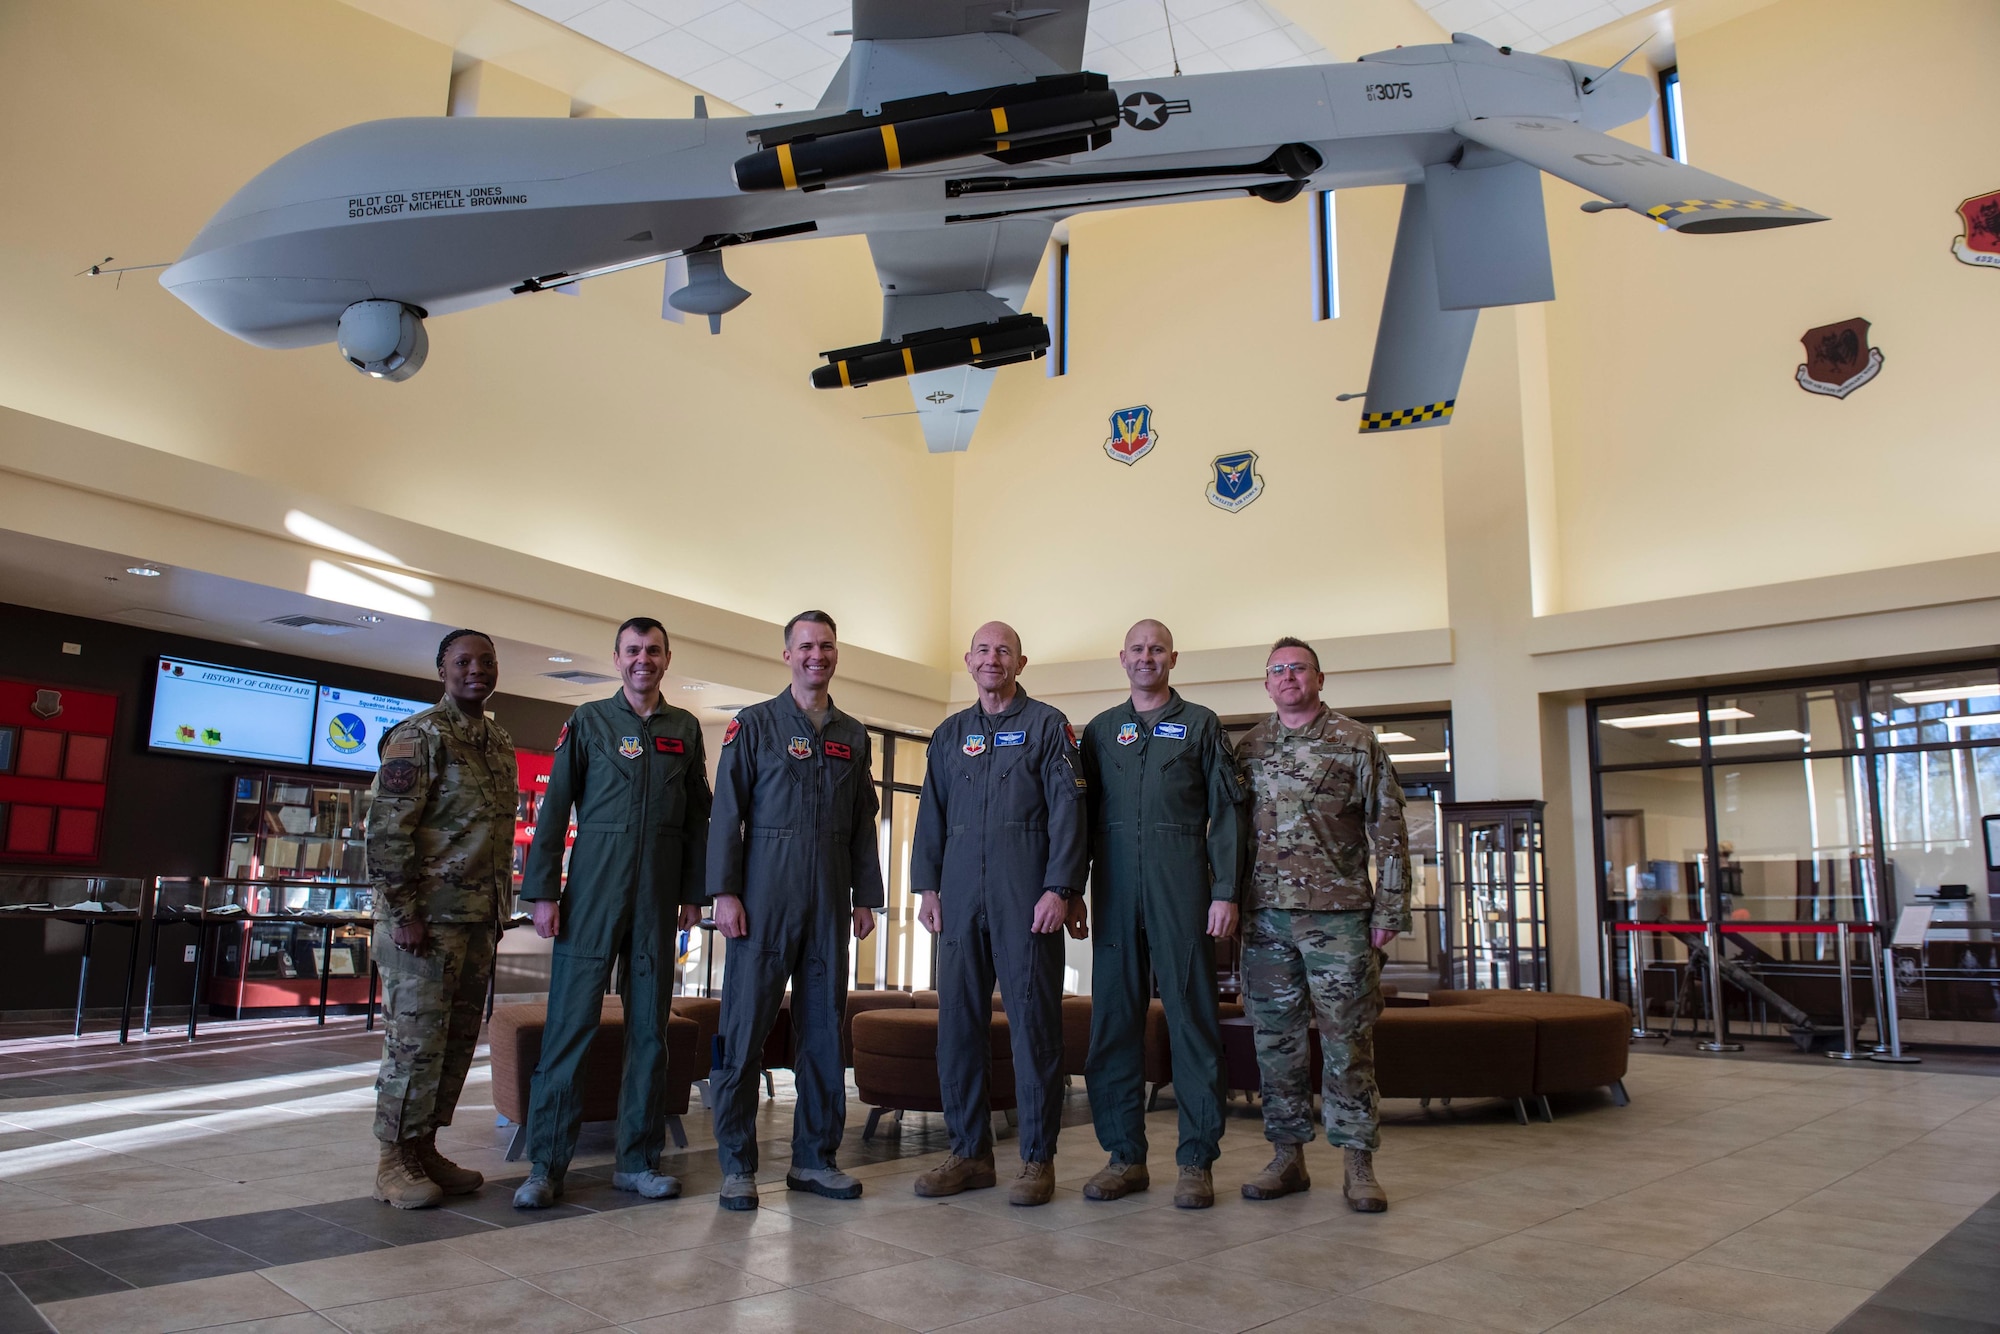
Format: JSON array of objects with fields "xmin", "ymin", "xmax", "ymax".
[
  {"xmin": 719, "ymin": 1172, "xmax": 759, "ymax": 1211},
  {"xmin": 1240, "ymin": 1142, "xmax": 1310, "ymax": 1200},
  {"xmin": 1082, "ymin": 1159, "xmax": 1149, "ymax": 1201},
  {"xmin": 787, "ymin": 1165, "xmax": 863, "ymax": 1201},
  {"xmin": 914, "ymin": 1152, "xmax": 997, "ymax": 1198},
  {"xmin": 511, "ymin": 1169, "xmax": 559, "ymax": 1210},
  {"xmin": 1343, "ymin": 1147, "xmax": 1387, "ymax": 1213},
  {"xmin": 411, "ymin": 1133, "xmax": 482, "ymax": 1196},
  {"xmin": 373, "ymin": 1143, "xmax": 443, "ymax": 1210},
  {"xmin": 1008, "ymin": 1159, "xmax": 1055, "ymax": 1207},
  {"xmin": 1173, "ymin": 1165, "xmax": 1214, "ymax": 1210}
]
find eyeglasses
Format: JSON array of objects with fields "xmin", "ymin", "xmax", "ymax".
[{"xmin": 1266, "ymin": 663, "xmax": 1315, "ymax": 678}]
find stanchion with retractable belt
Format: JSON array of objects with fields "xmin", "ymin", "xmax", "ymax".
[
  {"xmin": 1697, "ymin": 920, "xmax": 1745, "ymax": 1052},
  {"xmin": 1870, "ymin": 916, "xmax": 1924, "ymax": 1065},
  {"xmin": 1609, "ymin": 921, "xmax": 1666, "ymax": 1040},
  {"xmin": 1826, "ymin": 921, "xmax": 1865, "ymax": 1061}
]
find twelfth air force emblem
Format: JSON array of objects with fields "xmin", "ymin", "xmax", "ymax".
[
  {"xmin": 1206, "ymin": 451, "xmax": 1264, "ymax": 512},
  {"xmin": 1796, "ymin": 317, "xmax": 1884, "ymax": 399},
  {"xmin": 1952, "ymin": 189, "xmax": 2000, "ymax": 269},
  {"xmin": 1104, "ymin": 405, "xmax": 1158, "ymax": 464}
]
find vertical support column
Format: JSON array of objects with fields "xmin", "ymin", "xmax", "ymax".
[{"xmin": 1697, "ymin": 920, "xmax": 1742, "ymax": 1053}]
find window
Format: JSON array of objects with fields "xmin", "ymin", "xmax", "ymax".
[
  {"xmin": 1311, "ymin": 191, "xmax": 1340, "ymax": 321},
  {"xmin": 1046, "ymin": 241, "xmax": 1070, "ymax": 377},
  {"xmin": 1660, "ymin": 67, "xmax": 1688, "ymax": 163}
]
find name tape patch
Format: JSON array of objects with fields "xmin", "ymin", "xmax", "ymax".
[
  {"xmin": 1152, "ymin": 722, "xmax": 1188, "ymax": 739},
  {"xmin": 825, "ymin": 740, "xmax": 853, "ymax": 760},
  {"xmin": 995, "ymin": 731, "xmax": 1027, "ymax": 747},
  {"xmin": 654, "ymin": 736, "xmax": 684, "ymax": 754}
]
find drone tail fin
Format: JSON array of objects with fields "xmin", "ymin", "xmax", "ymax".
[{"xmin": 1357, "ymin": 180, "xmax": 1478, "ymax": 435}]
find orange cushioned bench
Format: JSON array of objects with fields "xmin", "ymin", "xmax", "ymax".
[{"xmin": 488, "ymin": 996, "xmax": 699, "ymax": 1160}]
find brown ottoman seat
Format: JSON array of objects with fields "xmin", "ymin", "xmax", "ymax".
[
  {"xmin": 1375, "ymin": 1006, "xmax": 1538, "ymax": 1122},
  {"xmin": 669, "ymin": 995, "xmax": 720, "ymax": 1077},
  {"xmin": 852, "ymin": 1008, "xmax": 1016, "ymax": 1140},
  {"xmin": 488, "ymin": 996, "xmax": 699, "ymax": 1159},
  {"xmin": 842, "ymin": 989, "xmax": 919, "ymax": 1066},
  {"xmin": 1428, "ymin": 990, "xmax": 1631, "ymax": 1106},
  {"xmin": 1140, "ymin": 997, "xmax": 1246, "ymax": 1108}
]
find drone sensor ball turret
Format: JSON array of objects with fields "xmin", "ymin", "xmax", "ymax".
[{"xmin": 336, "ymin": 300, "xmax": 428, "ymax": 382}]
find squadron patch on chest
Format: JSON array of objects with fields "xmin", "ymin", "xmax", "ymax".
[
  {"xmin": 962, "ymin": 734, "xmax": 987, "ymax": 757},
  {"xmin": 824, "ymin": 740, "xmax": 852, "ymax": 760},
  {"xmin": 995, "ymin": 731, "xmax": 1026, "ymax": 747},
  {"xmin": 1116, "ymin": 722, "xmax": 1141, "ymax": 746},
  {"xmin": 789, "ymin": 736, "xmax": 814, "ymax": 760},
  {"xmin": 1153, "ymin": 722, "xmax": 1188, "ymax": 739},
  {"xmin": 618, "ymin": 736, "xmax": 643, "ymax": 759}
]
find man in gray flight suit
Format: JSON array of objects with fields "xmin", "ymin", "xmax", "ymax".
[
  {"xmin": 1078, "ymin": 619, "xmax": 1245, "ymax": 1210},
  {"xmin": 513, "ymin": 617, "xmax": 712, "ymax": 1208},
  {"xmin": 912, "ymin": 621, "xmax": 1088, "ymax": 1206},
  {"xmin": 706, "ymin": 610, "xmax": 884, "ymax": 1211}
]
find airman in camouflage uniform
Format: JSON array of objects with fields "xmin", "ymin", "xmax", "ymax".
[
  {"xmin": 366, "ymin": 629, "xmax": 517, "ymax": 1209},
  {"xmin": 1233, "ymin": 637, "xmax": 1408, "ymax": 1212}
]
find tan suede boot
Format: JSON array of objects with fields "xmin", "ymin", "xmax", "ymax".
[
  {"xmin": 1343, "ymin": 1148, "xmax": 1387, "ymax": 1212},
  {"xmin": 1082, "ymin": 1159, "xmax": 1149, "ymax": 1201},
  {"xmin": 1173, "ymin": 1165, "xmax": 1215, "ymax": 1210},
  {"xmin": 914, "ymin": 1152, "xmax": 998, "ymax": 1198},
  {"xmin": 1240, "ymin": 1142, "xmax": 1310, "ymax": 1201},
  {"xmin": 1007, "ymin": 1159, "xmax": 1055, "ymax": 1207},
  {"xmin": 412, "ymin": 1133, "xmax": 483, "ymax": 1196},
  {"xmin": 373, "ymin": 1143, "xmax": 443, "ymax": 1210}
]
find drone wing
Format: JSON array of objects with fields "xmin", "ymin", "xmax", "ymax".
[
  {"xmin": 1455, "ymin": 116, "xmax": 1827, "ymax": 232},
  {"xmin": 866, "ymin": 218, "xmax": 1053, "ymax": 453},
  {"xmin": 833, "ymin": 0, "xmax": 1091, "ymax": 110}
]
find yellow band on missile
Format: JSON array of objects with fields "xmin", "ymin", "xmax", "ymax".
[
  {"xmin": 971, "ymin": 337, "xmax": 983, "ymax": 355},
  {"xmin": 992, "ymin": 107, "xmax": 1009, "ymax": 134},
  {"xmin": 881, "ymin": 124, "xmax": 902, "ymax": 171},
  {"xmin": 901, "ymin": 347, "xmax": 915, "ymax": 375},
  {"xmin": 777, "ymin": 143, "xmax": 798, "ymax": 190},
  {"xmin": 995, "ymin": 141, "xmax": 1010, "ymax": 151},
  {"xmin": 837, "ymin": 360, "xmax": 851, "ymax": 387}
]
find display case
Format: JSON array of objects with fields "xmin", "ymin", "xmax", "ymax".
[
  {"xmin": 1441, "ymin": 800, "xmax": 1550, "ymax": 991},
  {"xmin": 224, "ymin": 772, "xmax": 374, "ymax": 884},
  {"xmin": 186, "ymin": 876, "xmax": 376, "ymax": 1017}
]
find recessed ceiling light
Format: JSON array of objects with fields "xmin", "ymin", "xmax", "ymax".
[
  {"xmin": 355, "ymin": 613, "xmax": 383, "ymax": 624},
  {"xmin": 547, "ymin": 654, "xmax": 573, "ymax": 663},
  {"xmin": 126, "ymin": 565, "xmax": 162, "ymax": 577}
]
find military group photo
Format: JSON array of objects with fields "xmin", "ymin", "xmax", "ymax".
[{"xmin": 365, "ymin": 609, "xmax": 1409, "ymax": 1220}]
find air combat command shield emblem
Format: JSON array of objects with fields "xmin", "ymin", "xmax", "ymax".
[
  {"xmin": 1206, "ymin": 451, "xmax": 1264, "ymax": 512},
  {"xmin": 1953, "ymin": 189, "xmax": 2000, "ymax": 269},
  {"xmin": 1104, "ymin": 405, "xmax": 1158, "ymax": 464}
]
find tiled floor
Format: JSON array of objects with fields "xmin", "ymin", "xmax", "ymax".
[{"xmin": 1, "ymin": 1017, "xmax": 1997, "ymax": 1333}]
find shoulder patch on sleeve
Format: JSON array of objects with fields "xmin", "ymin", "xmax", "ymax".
[
  {"xmin": 723, "ymin": 718, "xmax": 741, "ymax": 746},
  {"xmin": 554, "ymin": 721, "xmax": 569, "ymax": 751},
  {"xmin": 379, "ymin": 758, "xmax": 419, "ymax": 795},
  {"xmin": 381, "ymin": 739, "xmax": 418, "ymax": 761},
  {"xmin": 1064, "ymin": 722, "xmax": 1078, "ymax": 749}
]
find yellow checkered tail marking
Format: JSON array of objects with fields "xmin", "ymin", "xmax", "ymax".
[
  {"xmin": 1645, "ymin": 198, "xmax": 1806, "ymax": 221},
  {"xmin": 1359, "ymin": 399, "xmax": 1455, "ymax": 432}
]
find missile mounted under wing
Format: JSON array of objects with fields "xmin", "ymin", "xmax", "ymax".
[{"xmin": 160, "ymin": 0, "xmax": 1825, "ymax": 453}]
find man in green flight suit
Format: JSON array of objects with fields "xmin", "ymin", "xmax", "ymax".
[
  {"xmin": 1078, "ymin": 619, "xmax": 1246, "ymax": 1210},
  {"xmin": 1234, "ymin": 637, "xmax": 1410, "ymax": 1213},
  {"xmin": 367, "ymin": 628, "xmax": 516, "ymax": 1210},
  {"xmin": 513, "ymin": 617, "xmax": 712, "ymax": 1208}
]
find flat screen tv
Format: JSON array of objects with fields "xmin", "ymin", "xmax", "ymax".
[
  {"xmin": 310, "ymin": 685, "xmax": 430, "ymax": 772},
  {"xmin": 148, "ymin": 657, "xmax": 315, "ymax": 764}
]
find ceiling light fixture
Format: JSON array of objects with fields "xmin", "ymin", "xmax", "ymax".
[
  {"xmin": 1895, "ymin": 683, "xmax": 2000, "ymax": 704},
  {"xmin": 547, "ymin": 654, "xmax": 573, "ymax": 663},
  {"xmin": 1372, "ymin": 731, "xmax": 1415, "ymax": 744},
  {"xmin": 1386, "ymin": 751, "xmax": 1451, "ymax": 765},
  {"xmin": 1668, "ymin": 730, "xmax": 1809, "ymax": 748},
  {"xmin": 125, "ymin": 565, "xmax": 162, "ymax": 577},
  {"xmin": 1940, "ymin": 714, "xmax": 2000, "ymax": 730},
  {"xmin": 1604, "ymin": 707, "xmax": 1753, "ymax": 730}
]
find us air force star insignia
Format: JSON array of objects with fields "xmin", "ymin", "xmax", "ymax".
[
  {"xmin": 1116, "ymin": 722, "xmax": 1140, "ymax": 746},
  {"xmin": 963, "ymin": 734, "xmax": 987, "ymax": 757},
  {"xmin": 789, "ymin": 737, "xmax": 813, "ymax": 760},
  {"xmin": 1120, "ymin": 91, "xmax": 1191, "ymax": 130},
  {"xmin": 619, "ymin": 736, "xmax": 643, "ymax": 759}
]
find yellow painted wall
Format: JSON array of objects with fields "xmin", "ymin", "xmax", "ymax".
[
  {"xmin": 1540, "ymin": 0, "xmax": 2000, "ymax": 612},
  {"xmin": 952, "ymin": 188, "xmax": 1452, "ymax": 666},
  {"xmin": 0, "ymin": 0, "xmax": 955, "ymax": 667}
]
